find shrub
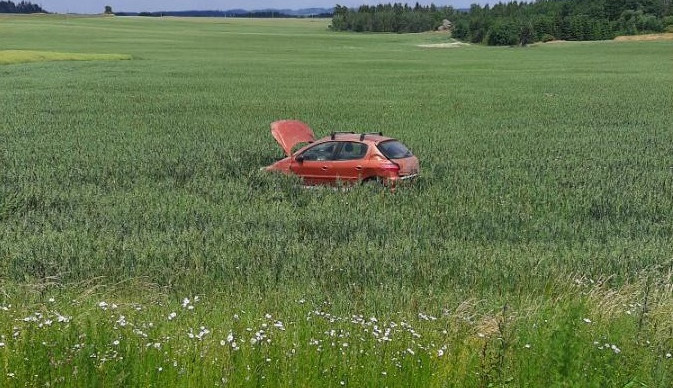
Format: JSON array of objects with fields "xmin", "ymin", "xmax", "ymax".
[
  {"xmin": 663, "ymin": 16, "xmax": 673, "ymax": 27},
  {"xmin": 452, "ymin": 19, "xmax": 469, "ymax": 40},
  {"xmin": 487, "ymin": 22, "xmax": 519, "ymax": 46}
]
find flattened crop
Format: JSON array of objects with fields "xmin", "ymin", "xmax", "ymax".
[{"xmin": 0, "ymin": 50, "xmax": 131, "ymax": 65}]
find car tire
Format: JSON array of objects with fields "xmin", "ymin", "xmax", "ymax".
[{"xmin": 362, "ymin": 176, "xmax": 384, "ymax": 186}]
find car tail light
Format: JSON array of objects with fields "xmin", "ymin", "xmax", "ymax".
[{"xmin": 380, "ymin": 162, "xmax": 400, "ymax": 173}]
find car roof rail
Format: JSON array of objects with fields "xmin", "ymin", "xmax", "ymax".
[
  {"xmin": 360, "ymin": 131, "xmax": 383, "ymax": 141},
  {"xmin": 330, "ymin": 131, "xmax": 355, "ymax": 140}
]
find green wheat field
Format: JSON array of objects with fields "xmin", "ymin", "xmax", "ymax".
[{"xmin": 1, "ymin": 14, "xmax": 672, "ymax": 386}]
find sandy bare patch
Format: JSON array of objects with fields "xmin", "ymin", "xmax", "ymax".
[
  {"xmin": 417, "ymin": 42, "xmax": 470, "ymax": 48},
  {"xmin": 614, "ymin": 33, "xmax": 673, "ymax": 41},
  {"xmin": 0, "ymin": 50, "xmax": 131, "ymax": 65}
]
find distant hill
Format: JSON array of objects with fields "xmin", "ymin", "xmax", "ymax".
[{"xmin": 115, "ymin": 8, "xmax": 333, "ymax": 18}]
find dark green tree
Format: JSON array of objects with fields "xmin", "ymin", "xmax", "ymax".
[
  {"xmin": 487, "ymin": 21, "xmax": 519, "ymax": 46},
  {"xmin": 519, "ymin": 21, "xmax": 534, "ymax": 46},
  {"xmin": 0, "ymin": 0, "xmax": 46, "ymax": 13}
]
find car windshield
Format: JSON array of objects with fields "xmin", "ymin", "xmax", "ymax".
[{"xmin": 377, "ymin": 140, "xmax": 413, "ymax": 159}]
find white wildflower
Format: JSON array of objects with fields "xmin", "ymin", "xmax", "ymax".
[
  {"xmin": 196, "ymin": 327, "xmax": 210, "ymax": 340},
  {"xmin": 583, "ymin": 318, "xmax": 592, "ymax": 324},
  {"xmin": 168, "ymin": 312, "xmax": 177, "ymax": 321}
]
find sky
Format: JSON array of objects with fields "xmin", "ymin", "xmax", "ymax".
[{"xmin": 37, "ymin": 1, "xmax": 485, "ymax": 14}]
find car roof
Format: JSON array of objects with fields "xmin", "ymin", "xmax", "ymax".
[{"xmin": 315, "ymin": 133, "xmax": 395, "ymax": 145}]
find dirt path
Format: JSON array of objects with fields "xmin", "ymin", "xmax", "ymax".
[{"xmin": 614, "ymin": 33, "xmax": 673, "ymax": 41}]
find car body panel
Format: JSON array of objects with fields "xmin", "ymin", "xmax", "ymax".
[
  {"xmin": 390, "ymin": 156, "xmax": 419, "ymax": 177},
  {"xmin": 270, "ymin": 120, "xmax": 316, "ymax": 157},
  {"xmin": 291, "ymin": 160, "xmax": 335, "ymax": 184}
]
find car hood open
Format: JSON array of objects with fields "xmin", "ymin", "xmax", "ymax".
[{"xmin": 271, "ymin": 120, "xmax": 316, "ymax": 157}]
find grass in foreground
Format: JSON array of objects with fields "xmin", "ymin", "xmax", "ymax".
[{"xmin": 1, "ymin": 273, "xmax": 672, "ymax": 387}]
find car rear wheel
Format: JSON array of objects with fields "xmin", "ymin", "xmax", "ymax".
[{"xmin": 362, "ymin": 176, "xmax": 384, "ymax": 186}]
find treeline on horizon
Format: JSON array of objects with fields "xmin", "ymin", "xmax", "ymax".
[
  {"xmin": 115, "ymin": 10, "xmax": 333, "ymax": 18},
  {"xmin": 0, "ymin": 1, "xmax": 333, "ymax": 18},
  {"xmin": 0, "ymin": 0, "xmax": 45, "ymax": 13},
  {"xmin": 331, "ymin": 0, "xmax": 673, "ymax": 45}
]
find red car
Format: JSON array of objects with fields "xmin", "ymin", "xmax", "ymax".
[{"xmin": 265, "ymin": 120, "xmax": 419, "ymax": 185}]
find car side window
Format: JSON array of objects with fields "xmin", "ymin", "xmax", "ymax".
[
  {"xmin": 334, "ymin": 142, "xmax": 368, "ymax": 160},
  {"xmin": 300, "ymin": 142, "xmax": 337, "ymax": 161}
]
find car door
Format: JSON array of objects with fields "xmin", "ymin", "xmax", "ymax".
[
  {"xmin": 331, "ymin": 141, "xmax": 369, "ymax": 182},
  {"xmin": 291, "ymin": 142, "xmax": 338, "ymax": 184}
]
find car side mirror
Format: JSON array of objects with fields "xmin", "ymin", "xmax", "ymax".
[{"xmin": 295, "ymin": 155, "xmax": 305, "ymax": 163}]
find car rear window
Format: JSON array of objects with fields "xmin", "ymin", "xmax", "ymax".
[{"xmin": 377, "ymin": 140, "xmax": 413, "ymax": 159}]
